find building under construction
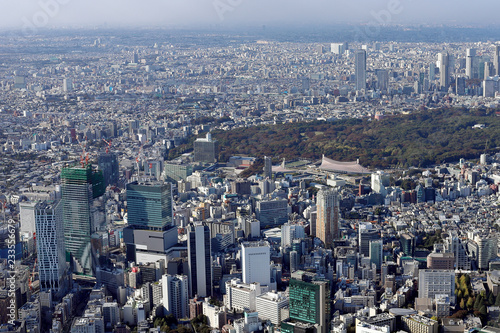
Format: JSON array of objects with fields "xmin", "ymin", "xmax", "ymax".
[{"xmin": 61, "ymin": 165, "xmax": 104, "ymax": 276}]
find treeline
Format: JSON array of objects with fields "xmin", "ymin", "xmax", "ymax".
[{"xmin": 210, "ymin": 107, "xmax": 500, "ymax": 169}]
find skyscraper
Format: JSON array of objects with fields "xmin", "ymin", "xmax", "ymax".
[
  {"xmin": 355, "ymin": 50, "xmax": 367, "ymax": 91},
  {"xmin": 456, "ymin": 76, "xmax": 466, "ymax": 95},
  {"xmin": 187, "ymin": 223, "xmax": 212, "ymax": 297},
  {"xmin": 466, "ymin": 48, "xmax": 476, "ymax": 79},
  {"xmin": 439, "ymin": 53, "xmax": 450, "ymax": 89},
  {"xmin": 484, "ymin": 62, "xmax": 494, "ymax": 79},
  {"xmin": 375, "ymin": 69, "xmax": 389, "ymax": 92},
  {"xmin": 263, "ymin": 156, "xmax": 272, "ymax": 179},
  {"xmin": 369, "ymin": 239, "xmax": 383, "ymax": 271},
  {"xmin": 242, "ymin": 241, "xmax": 271, "ymax": 285},
  {"xmin": 162, "ymin": 274, "xmax": 189, "ymax": 318},
  {"xmin": 194, "ymin": 133, "xmax": 218, "ymax": 163},
  {"xmin": 316, "ymin": 187, "xmax": 340, "ymax": 247},
  {"xmin": 126, "ymin": 181, "xmax": 173, "ymax": 231},
  {"xmin": 35, "ymin": 201, "xmax": 69, "ymax": 298},
  {"xmin": 429, "ymin": 63, "xmax": 436, "ymax": 82},
  {"xmin": 494, "ymin": 45, "xmax": 500, "ymax": 76},
  {"xmin": 124, "ymin": 181, "xmax": 176, "ymax": 264},
  {"xmin": 98, "ymin": 153, "xmax": 119, "ymax": 187},
  {"xmin": 61, "ymin": 165, "xmax": 104, "ymax": 276},
  {"xmin": 286, "ymin": 271, "xmax": 330, "ymax": 333}
]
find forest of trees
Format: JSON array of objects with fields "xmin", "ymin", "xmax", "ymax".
[{"xmin": 169, "ymin": 107, "xmax": 500, "ymax": 171}]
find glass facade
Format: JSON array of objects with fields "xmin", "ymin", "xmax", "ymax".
[
  {"xmin": 126, "ymin": 182, "xmax": 173, "ymax": 231},
  {"xmin": 289, "ymin": 279, "xmax": 320, "ymax": 324},
  {"xmin": 61, "ymin": 165, "xmax": 103, "ymax": 276}
]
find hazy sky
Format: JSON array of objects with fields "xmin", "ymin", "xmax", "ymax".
[{"xmin": 0, "ymin": 0, "xmax": 499, "ymax": 30}]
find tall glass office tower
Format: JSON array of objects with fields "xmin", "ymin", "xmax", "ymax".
[
  {"xmin": 126, "ymin": 181, "xmax": 173, "ymax": 230},
  {"xmin": 35, "ymin": 200, "xmax": 69, "ymax": 298},
  {"xmin": 61, "ymin": 165, "xmax": 104, "ymax": 276}
]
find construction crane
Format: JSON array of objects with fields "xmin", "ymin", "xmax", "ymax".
[
  {"xmin": 102, "ymin": 139, "xmax": 112, "ymax": 153},
  {"xmin": 29, "ymin": 258, "xmax": 37, "ymax": 291},
  {"xmin": 77, "ymin": 136, "xmax": 90, "ymax": 168}
]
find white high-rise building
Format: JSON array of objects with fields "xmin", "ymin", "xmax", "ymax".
[
  {"xmin": 255, "ymin": 291, "xmax": 289, "ymax": 325},
  {"xmin": 20, "ymin": 201, "xmax": 37, "ymax": 237},
  {"xmin": 242, "ymin": 241, "xmax": 271, "ymax": 285},
  {"xmin": 162, "ymin": 274, "xmax": 189, "ymax": 319},
  {"xmin": 225, "ymin": 278, "xmax": 265, "ymax": 312},
  {"xmin": 281, "ymin": 223, "xmax": 305, "ymax": 248},
  {"xmin": 331, "ymin": 42, "xmax": 348, "ymax": 55},
  {"xmin": 371, "ymin": 171, "xmax": 389, "ymax": 196},
  {"xmin": 355, "ymin": 50, "xmax": 367, "ymax": 91},
  {"xmin": 63, "ymin": 78, "xmax": 73, "ymax": 92},
  {"xmin": 466, "ymin": 48, "xmax": 476, "ymax": 79},
  {"xmin": 476, "ymin": 236, "xmax": 498, "ymax": 270},
  {"xmin": 418, "ymin": 270, "xmax": 455, "ymax": 303},
  {"xmin": 35, "ymin": 201, "xmax": 68, "ymax": 297}
]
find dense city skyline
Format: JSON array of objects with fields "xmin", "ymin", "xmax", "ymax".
[{"xmin": 2, "ymin": 1, "xmax": 500, "ymax": 331}]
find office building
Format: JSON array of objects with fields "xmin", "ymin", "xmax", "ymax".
[
  {"xmin": 444, "ymin": 233, "xmax": 470, "ymax": 270},
  {"xmin": 494, "ymin": 45, "xmax": 500, "ymax": 76},
  {"xmin": 331, "ymin": 42, "xmax": 347, "ymax": 55},
  {"xmin": 375, "ymin": 69, "xmax": 389, "ymax": 92},
  {"xmin": 316, "ymin": 187, "xmax": 340, "ymax": 247},
  {"xmin": 194, "ymin": 132, "xmax": 218, "ymax": 163},
  {"xmin": 288, "ymin": 271, "xmax": 330, "ymax": 333},
  {"xmin": 162, "ymin": 274, "xmax": 189, "ymax": 319},
  {"xmin": 255, "ymin": 291, "xmax": 289, "ymax": 325},
  {"xmin": 355, "ymin": 50, "xmax": 367, "ymax": 90},
  {"xmin": 371, "ymin": 171, "xmax": 389, "ymax": 195},
  {"xmin": 466, "ymin": 48, "xmax": 476, "ymax": 79},
  {"xmin": 401, "ymin": 314, "xmax": 438, "ymax": 333},
  {"xmin": 428, "ymin": 63, "xmax": 435, "ymax": 82},
  {"xmin": 63, "ymin": 78, "xmax": 73, "ymax": 92},
  {"xmin": 439, "ymin": 53, "xmax": 450, "ymax": 89},
  {"xmin": 126, "ymin": 181, "xmax": 173, "ymax": 230},
  {"xmin": 484, "ymin": 62, "xmax": 494, "ymax": 79},
  {"xmin": 98, "ymin": 153, "xmax": 119, "ymax": 187},
  {"xmin": 359, "ymin": 222, "xmax": 380, "ymax": 257},
  {"xmin": 369, "ymin": 240, "xmax": 383, "ymax": 271},
  {"xmin": 263, "ymin": 156, "xmax": 272, "ymax": 179},
  {"xmin": 102, "ymin": 302, "xmax": 120, "ymax": 328},
  {"xmin": 124, "ymin": 181, "xmax": 176, "ymax": 263},
  {"xmin": 426, "ymin": 252, "xmax": 454, "ymax": 270},
  {"xmin": 477, "ymin": 236, "xmax": 498, "ymax": 270},
  {"xmin": 35, "ymin": 201, "xmax": 69, "ymax": 298},
  {"xmin": 187, "ymin": 223, "xmax": 212, "ymax": 297},
  {"xmin": 418, "ymin": 270, "xmax": 455, "ymax": 301},
  {"xmin": 483, "ymin": 76, "xmax": 500, "ymax": 97},
  {"xmin": 455, "ymin": 76, "xmax": 466, "ymax": 95},
  {"xmin": 61, "ymin": 165, "xmax": 104, "ymax": 276},
  {"xmin": 255, "ymin": 198, "xmax": 288, "ymax": 226},
  {"xmin": 281, "ymin": 223, "xmax": 305, "ymax": 248},
  {"xmin": 242, "ymin": 241, "xmax": 271, "ymax": 285},
  {"xmin": 163, "ymin": 162, "xmax": 193, "ymax": 183},
  {"xmin": 225, "ymin": 278, "xmax": 265, "ymax": 312},
  {"xmin": 400, "ymin": 233, "xmax": 415, "ymax": 257}
]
